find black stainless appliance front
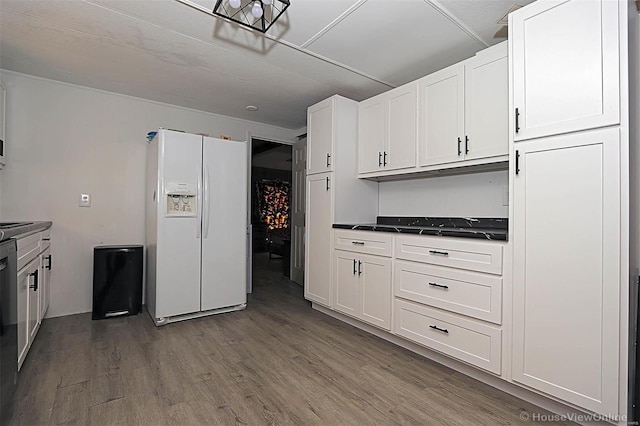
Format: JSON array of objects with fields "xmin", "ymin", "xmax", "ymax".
[{"xmin": 0, "ymin": 239, "xmax": 17, "ymax": 423}]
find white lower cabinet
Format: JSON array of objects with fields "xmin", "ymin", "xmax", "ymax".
[
  {"xmin": 16, "ymin": 228, "xmax": 52, "ymax": 369},
  {"xmin": 28, "ymin": 259, "xmax": 40, "ymax": 342},
  {"xmin": 333, "ymin": 249, "xmax": 392, "ymax": 331},
  {"xmin": 394, "ymin": 299, "xmax": 501, "ymax": 374},
  {"xmin": 511, "ymin": 128, "xmax": 620, "ymax": 415},
  {"xmin": 39, "ymin": 245, "xmax": 51, "ymax": 321},
  {"xmin": 17, "ymin": 259, "xmax": 36, "ymax": 369},
  {"xmin": 360, "ymin": 254, "xmax": 392, "ymax": 330},
  {"xmin": 334, "ymin": 251, "xmax": 359, "ymax": 318},
  {"xmin": 394, "ymin": 260, "xmax": 502, "ymax": 324}
]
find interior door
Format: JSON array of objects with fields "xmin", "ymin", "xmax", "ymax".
[
  {"xmin": 201, "ymin": 137, "xmax": 248, "ymax": 312},
  {"xmin": 290, "ymin": 138, "xmax": 306, "ymax": 285}
]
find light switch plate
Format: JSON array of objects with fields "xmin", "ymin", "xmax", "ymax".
[{"xmin": 79, "ymin": 193, "xmax": 91, "ymax": 207}]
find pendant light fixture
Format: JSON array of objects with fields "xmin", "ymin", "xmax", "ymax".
[{"xmin": 212, "ymin": 0, "xmax": 290, "ymax": 33}]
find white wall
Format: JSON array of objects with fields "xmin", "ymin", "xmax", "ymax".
[
  {"xmin": 0, "ymin": 70, "xmax": 297, "ymax": 318},
  {"xmin": 378, "ymin": 170, "xmax": 509, "ymax": 218}
]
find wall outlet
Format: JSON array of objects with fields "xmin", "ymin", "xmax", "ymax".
[
  {"xmin": 502, "ymin": 186, "xmax": 509, "ymax": 206},
  {"xmin": 79, "ymin": 193, "xmax": 91, "ymax": 207}
]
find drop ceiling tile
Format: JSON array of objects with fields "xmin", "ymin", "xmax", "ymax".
[{"xmin": 305, "ymin": 0, "xmax": 486, "ymax": 86}]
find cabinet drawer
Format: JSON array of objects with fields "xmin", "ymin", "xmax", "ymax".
[
  {"xmin": 334, "ymin": 230, "xmax": 392, "ymax": 257},
  {"xmin": 394, "ymin": 298, "xmax": 501, "ymax": 374},
  {"xmin": 17, "ymin": 233, "xmax": 41, "ymax": 272},
  {"xmin": 395, "ymin": 235, "xmax": 503, "ymax": 275},
  {"xmin": 395, "ymin": 261, "xmax": 502, "ymax": 324}
]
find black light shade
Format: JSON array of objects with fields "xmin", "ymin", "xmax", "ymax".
[{"xmin": 212, "ymin": 0, "xmax": 290, "ymax": 33}]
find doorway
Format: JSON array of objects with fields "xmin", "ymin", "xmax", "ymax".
[{"xmin": 250, "ymin": 139, "xmax": 294, "ymax": 289}]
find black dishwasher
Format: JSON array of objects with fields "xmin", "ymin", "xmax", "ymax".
[{"xmin": 92, "ymin": 245, "xmax": 143, "ymax": 320}]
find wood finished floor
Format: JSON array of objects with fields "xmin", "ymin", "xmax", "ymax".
[{"xmin": 10, "ymin": 254, "xmax": 568, "ymax": 425}]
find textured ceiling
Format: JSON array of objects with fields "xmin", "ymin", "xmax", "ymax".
[{"xmin": 0, "ymin": 0, "xmax": 528, "ymax": 129}]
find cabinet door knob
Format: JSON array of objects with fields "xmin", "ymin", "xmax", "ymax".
[
  {"xmin": 515, "ymin": 108, "xmax": 520, "ymax": 133},
  {"xmin": 457, "ymin": 137, "xmax": 462, "ymax": 156},
  {"xmin": 378, "ymin": 152, "xmax": 382, "ymax": 167},
  {"xmin": 383, "ymin": 151, "xmax": 388, "ymax": 167},
  {"xmin": 353, "ymin": 259, "xmax": 357, "ymax": 275},
  {"xmin": 357, "ymin": 260, "xmax": 362, "ymax": 275},
  {"xmin": 515, "ymin": 150, "xmax": 520, "ymax": 175},
  {"xmin": 465, "ymin": 136, "xmax": 469, "ymax": 154},
  {"xmin": 325, "ymin": 176, "xmax": 330, "ymax": 191},
  {"xmin": 326, "ymin": 153, "xmax": 331, "ymax": 167}
]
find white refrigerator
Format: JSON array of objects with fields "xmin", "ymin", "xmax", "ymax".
[{"xmin": 145, "ymin": 129, "xmax": 248, "ymax": 326}]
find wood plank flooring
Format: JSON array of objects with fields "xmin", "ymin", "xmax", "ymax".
[{"xmin": 10, "ymin": 255, "xmax": 568, "ymax": 425}]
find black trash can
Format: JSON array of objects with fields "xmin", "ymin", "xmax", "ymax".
[{"xmin": 92, "ymin": 245, "xmax": 143, "ymax": 320}]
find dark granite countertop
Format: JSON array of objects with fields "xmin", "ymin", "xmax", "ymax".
[
  {"xmin": 333, "ymin": 217, "xmax": 508, "ymax": 241},
  {"xmin": 0, "ymin": 221, "xmax": 52, "ymax": 242}
]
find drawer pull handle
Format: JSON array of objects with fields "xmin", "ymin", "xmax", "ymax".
[
  {"xmin": 429, "ymin": 325, "xmax": 448, "ymax": 334},
  {"xmin": 428, "ymin": 250, "xmax": 449, "ymax": 256},
  {"xmin": 428, "ymin": 282, "xmax": 449, "ymax": 290},
  {"xmin": 352, "ymin": 241, "xmax": 365, "ymax": 246}
]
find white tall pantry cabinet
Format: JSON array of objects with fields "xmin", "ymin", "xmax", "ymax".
[
  {"xmin": 304, "ymin": 96, "xmax": 378, "ymax": 308},
  {"xmin": 509, "ymin": 0, "xmax": 629, "ymax": 417}
]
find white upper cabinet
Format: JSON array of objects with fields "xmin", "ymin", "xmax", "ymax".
[
  {"xmin": 0, "ymin": 84, "xmax": 5, "ymax": 145},
  {"xmin": 418, "ymin": 42, "xmax": 508, "ymax": 167},
  {"xmin": 464, "ymin": 44, "xmax": 508, "ymax": 160},
  {"xmin": 358, "ymin": 98, "xmax": 386, "ymax": 174},
  {"xmin": 358, "ymin": 82, "xmax": 417, "ymax": 175},
  {"xmin": 358, "ymin": 42, "xmax": 507, "ymax": 178},
  {"xmin": 386, "ymin": 85, "xmax": 417, "ymax": 171},
  {"xmin": 510, "ymin": 0, "xmax": 620, "ymax": 141},
  {"xmin": 418, "ymin": 63, "xmax": 465, "ymax": 166},
  {"xmin": 307, "ymin": 98, "xmax": 334, "ymax": 175},
  {"xmin": 0, "ymin": 83, "xmax": 5, "ymax": 167}
]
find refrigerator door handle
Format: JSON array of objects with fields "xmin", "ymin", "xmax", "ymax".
[
  {"xmin": 196, "ymin": 164, "xmax": 202, "ymax": 239},
  {"xmin": 203, "ymin": 163, "xmax": 211, "ymax": 238}
]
